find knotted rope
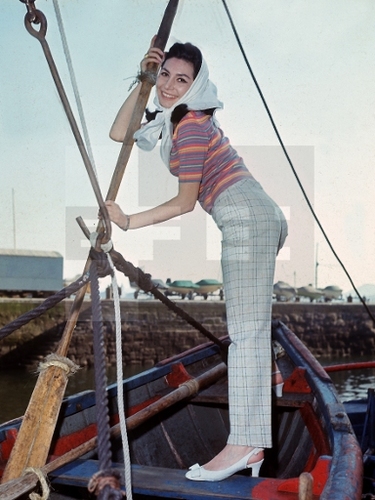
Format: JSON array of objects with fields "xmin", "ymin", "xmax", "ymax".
[{"xmin": 23, "ymin": 467, "xmax": 49, "ymax": 500}]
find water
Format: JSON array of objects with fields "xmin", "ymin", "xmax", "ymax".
[
  {"xmin": 1, "ymin": 356, "xmax": 375, "ymax": 423},
  {"xmin": 0, "ymin": 364, "xmax": 146, "ymax": 423},
  {"xmin": 319, "ymin": 354, "xmax": 375, "ymax": 401}
]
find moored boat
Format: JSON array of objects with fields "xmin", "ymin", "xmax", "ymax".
[
  {"xmin": 166, "ymin": 280, "xmax": 201, "ymax": 299},
  {"xmin": 0, "ymin": 321, "xmax": 363, "ymax": 499},
  {"xmin": 195, "ymin": 279, "xmax": 223, "ymax": 299}
]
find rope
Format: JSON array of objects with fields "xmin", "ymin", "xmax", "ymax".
[
  {"xmin": 90, "ymin": 260, "xmax": 112, "ymax": 471},
  {"xmin": 0, "ymin": 272, "xmax": 90, "ymax": 341},
  {"xmin": 52, "ymin": 0, "xmax": 97, "ymax": 176},
  {"xmin": 107, "ymin": 253, "xmax": 133, "ymax": 500},
  {"xmin": 221, "ymin": 0, "xmax": 375, "ymax": 326},
  {"xmin": 109, "ymin": 249, "xmax": 230, "ymax": 359},
  {"xmin": 23, "ymin": 467, "xmax": 49, "ymax": 500},
  {"xmin": 90, "ymin": 258, "xmax": 124, "ymax": 499},
  {"xmin": 22, "ymin": 7, "xmax": 112, "ymax": 244},
  {"xmin": 37, "ymin": 353, "xmax": 79, "ymax": 376}
]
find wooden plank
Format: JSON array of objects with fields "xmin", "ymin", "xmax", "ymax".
[
  {"xmin": 50, "ymin": 459, "xmax": 293, "ymax": 500},
  {"xmin": 191, "ymin": 381, "xmax": 314, "ymax": 408}
]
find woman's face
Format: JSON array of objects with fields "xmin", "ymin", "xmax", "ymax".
[{"xmin": 156, "ymin": 57, "xmax": 195, "ymax": 108}]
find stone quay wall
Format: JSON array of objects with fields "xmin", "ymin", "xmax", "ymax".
[{"xmin": 0, "ymin": 300, "xmax": 374, "ymax": 370}]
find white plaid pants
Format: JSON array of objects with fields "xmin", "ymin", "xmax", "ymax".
[{"xmin": 212, "ymin": 177, "xmax": 288, "ymax": 448}]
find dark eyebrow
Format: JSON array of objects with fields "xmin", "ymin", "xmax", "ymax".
[
  {"xmin": 176, "ymin": 73, "xmax": 193, "ymax": 80},
  {"xmin": 160, "ymin": 66, "xmax": 192, "ymax": 81}
]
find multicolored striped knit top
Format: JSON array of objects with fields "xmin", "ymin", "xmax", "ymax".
[{"xmin": 169, "ymin": 110, "xmax": 253, "ymax": 214}]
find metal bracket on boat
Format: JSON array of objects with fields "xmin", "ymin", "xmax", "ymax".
[{"xmin": 326, "ymin": 402, "xmax": 353, "ymax": 433}]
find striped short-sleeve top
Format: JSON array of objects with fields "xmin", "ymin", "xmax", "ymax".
[{"xmin": 169, "ymin": 110, "xmax": 252, "ymax": 214}]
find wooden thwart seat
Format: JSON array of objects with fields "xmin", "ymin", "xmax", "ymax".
[
  {"xmin": 51, "ymin": 459, "xmax": 266, "ymax": 499},
  {"xmin": 191, "ymin": 379, "xmax": 314, "ymax": 408}
]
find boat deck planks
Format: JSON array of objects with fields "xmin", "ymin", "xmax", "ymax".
[{"xmin": 50, "ymin": 459, "xmax": 300, "ymax": 499}]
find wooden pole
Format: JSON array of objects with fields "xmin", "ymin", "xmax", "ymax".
[
  {"xmin": 298, "ymin": 472, "xmax": 313, "ymax": 500},
  {"xmin": 0, "ymin": 362, "xmax": 226, "ymax": 500},
  {"xmin": 106, "ymin": 0, "xmax": 179, "ymax": 201},
  {"xmin": 1, "ymin": 0, "xmax": 179, "ymax": 484}
]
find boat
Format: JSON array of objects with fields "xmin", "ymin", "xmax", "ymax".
[
  {"xmin": 324, "ymin": 361, "xmax": 375, "ymax": 498},
  {"xmin": 130, "ymin": 278, "xmax": 169, "ymax": 299},
  {"xmin": 321, "ymin": 286, "xmax": 343, "ymax": 302},
  {"xmin": 273, "ymin": 281, "xmax": 298, "ymax": 302},
  {"xmin": 0, "ymin": 321, "xmax": 363, "ymax": 499},
  {"xmin": 297, "ymin": 285, "xmax": 325, "ymax": 302},
  {"xmin": 0, "ymin": 1, "xmax": 369, "ymax": 498},
  {"xmin": 195, "ymin": 279, "xmax": 222, "ymax": 294},
  {"xmin": 195, "ymin": 279, "xmax": 223, "ymax": 299},
  {"xmin": 165, "ymin": 280, "xmax": 201, "ymax": 299}
]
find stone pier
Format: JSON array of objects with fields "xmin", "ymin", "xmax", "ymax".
[{"xmin": 0, "ymin": 300, "xmax": 374, "ymax": 370}]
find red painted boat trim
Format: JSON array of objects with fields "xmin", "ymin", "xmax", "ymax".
[
  {"xmin": 283, "ymin": 367, "xmax": 311, "ymax": 394},
  {"xmin": 127, "ymin": 396, "xmax": 161, "ymax": 416},
  {"xmin": 300, "ymin": 403, "xmax": 331, "ymax": 457},
  {"xmin": 277, "ymin": 456, "xmax": 331, "ymax": 495},
  {"xmin": 165, "ymin": 362, "xmax": 193, "ymax": 387},
  {"xmin": 0, "ymin": 429, "xmax": 18, "ymax": 478},
  {"xmin": 49, "ymin": 423, "xmax": 97, "ymax": 458},
  {"xmin": 324, "ymin": 361, "xmax": 375, "ymax": 372}
]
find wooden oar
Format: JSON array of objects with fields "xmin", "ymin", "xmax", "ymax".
[
  {"xmin": 1, "ymin": 1, "xmax": 179, "ymax": 484},
  {"xmin": 0, "ymin": 362, "xmax": 226, "ymax": 500}
]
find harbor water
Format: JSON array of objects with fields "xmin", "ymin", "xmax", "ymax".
[{"xmin": 1, "ymin": 355, "xmax": 375, "ymax": 423}]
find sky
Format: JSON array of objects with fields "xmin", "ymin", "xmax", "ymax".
[{"xmin": 1, "ymin": 0, "xmax": 374, "ymax": 295}]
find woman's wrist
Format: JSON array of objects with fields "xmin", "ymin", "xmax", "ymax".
[{"xmin": 122, "ymin": 214, "xmax": 130, "ymax": 231}]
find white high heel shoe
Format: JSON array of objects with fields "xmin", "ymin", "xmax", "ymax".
[
  {"xmin": 185, "ymin": 447, "xmax": 264, "ymax": 482},
  {"xmin": 272, "ymin": 370, "xmax": 284, "ymax": 397}
]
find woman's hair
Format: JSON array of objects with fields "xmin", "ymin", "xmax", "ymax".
[
  {"xmin": 146, "ymin": 42, "xmax": 215, "ymax": 126},
  {"xmin": 163, "ymin": 42, "xmax": 202, "ymax": 79}
]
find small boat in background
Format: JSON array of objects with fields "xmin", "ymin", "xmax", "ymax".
[
  {"xmin": 195, "ymin": 279, "xmax": 223, "ymax": 299},
  {"xmin": 273, "ymin": 281, "xmax": 298, "ymax": 302},
  {"xmin": 165, "ymin": 280, "xmax": 201, "ymax": 299},
  {"xmin": 321, "ymin": 285, "xmax": 343, "ymax": 301},
  {"xmin": 0, "ymin": 321, "xmax": 363, "ymax": 499},
  {"xmin": 297, "ymin": 285, "xmax": 325, "ymax": 302}
]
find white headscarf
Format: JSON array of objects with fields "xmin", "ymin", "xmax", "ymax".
[{"xmin": 133, "ymin": 56, "xmax": 223, "ymax": 166}]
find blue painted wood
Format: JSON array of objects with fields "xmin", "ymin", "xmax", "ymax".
[{"xmin": 51, "ymin": 459, "xmax": 264, "ymax": 499}]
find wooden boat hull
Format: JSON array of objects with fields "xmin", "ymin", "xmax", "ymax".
[{"xmin": 0, "ymin": 321, "xmax": 363, "ymax": 499}]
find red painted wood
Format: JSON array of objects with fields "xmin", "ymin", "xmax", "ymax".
[
  {"xmin": 165, "ymin": 362, "xmax": 193, "ymax": 388},
  {"xmin": 283, "ymin": 367, "xmax": 311, "ymax": 393},
  {"xmin": 277, "ymin": 456, "xmax": 331, "ymax": 495}
]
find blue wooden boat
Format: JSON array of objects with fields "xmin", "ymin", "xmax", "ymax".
[{"xmin": 0, "ymin": 321, "xmax": 362, "ymax": 499}]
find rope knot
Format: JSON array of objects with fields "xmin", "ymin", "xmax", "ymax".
[
  {"xmin": 23, "ymin": 467, "xmax": 49, "ymax": 500},
  {"xmin": 37, "ymin": 353, "xmax": 79, "ymax": 376},
  {"xmin": 90, "ymin": 248, "xmax": 113, "ymax": 278},
  {"xmin": 136, "ymin": 70, "xmax": 157, "ymax": 86},
  {"xmin": 88, "ymin": 469, "xmax": 125, "ymax": 499}
]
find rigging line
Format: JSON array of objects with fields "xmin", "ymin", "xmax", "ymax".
[
  {"xmin": 221, "ymin": 0, "xmax": 375, "ymax": 324},
  {"xmin": 22, "ymin": 7, "xmax": 111, "ymax": 241},
  {"xmin": 52, "ymin": 0, "xmax": 97, "ymax": 176}
]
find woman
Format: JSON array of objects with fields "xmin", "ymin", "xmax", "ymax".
[{"xmin": 106, "ymin": 39, "xmax": 288, "ymax": 481}]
